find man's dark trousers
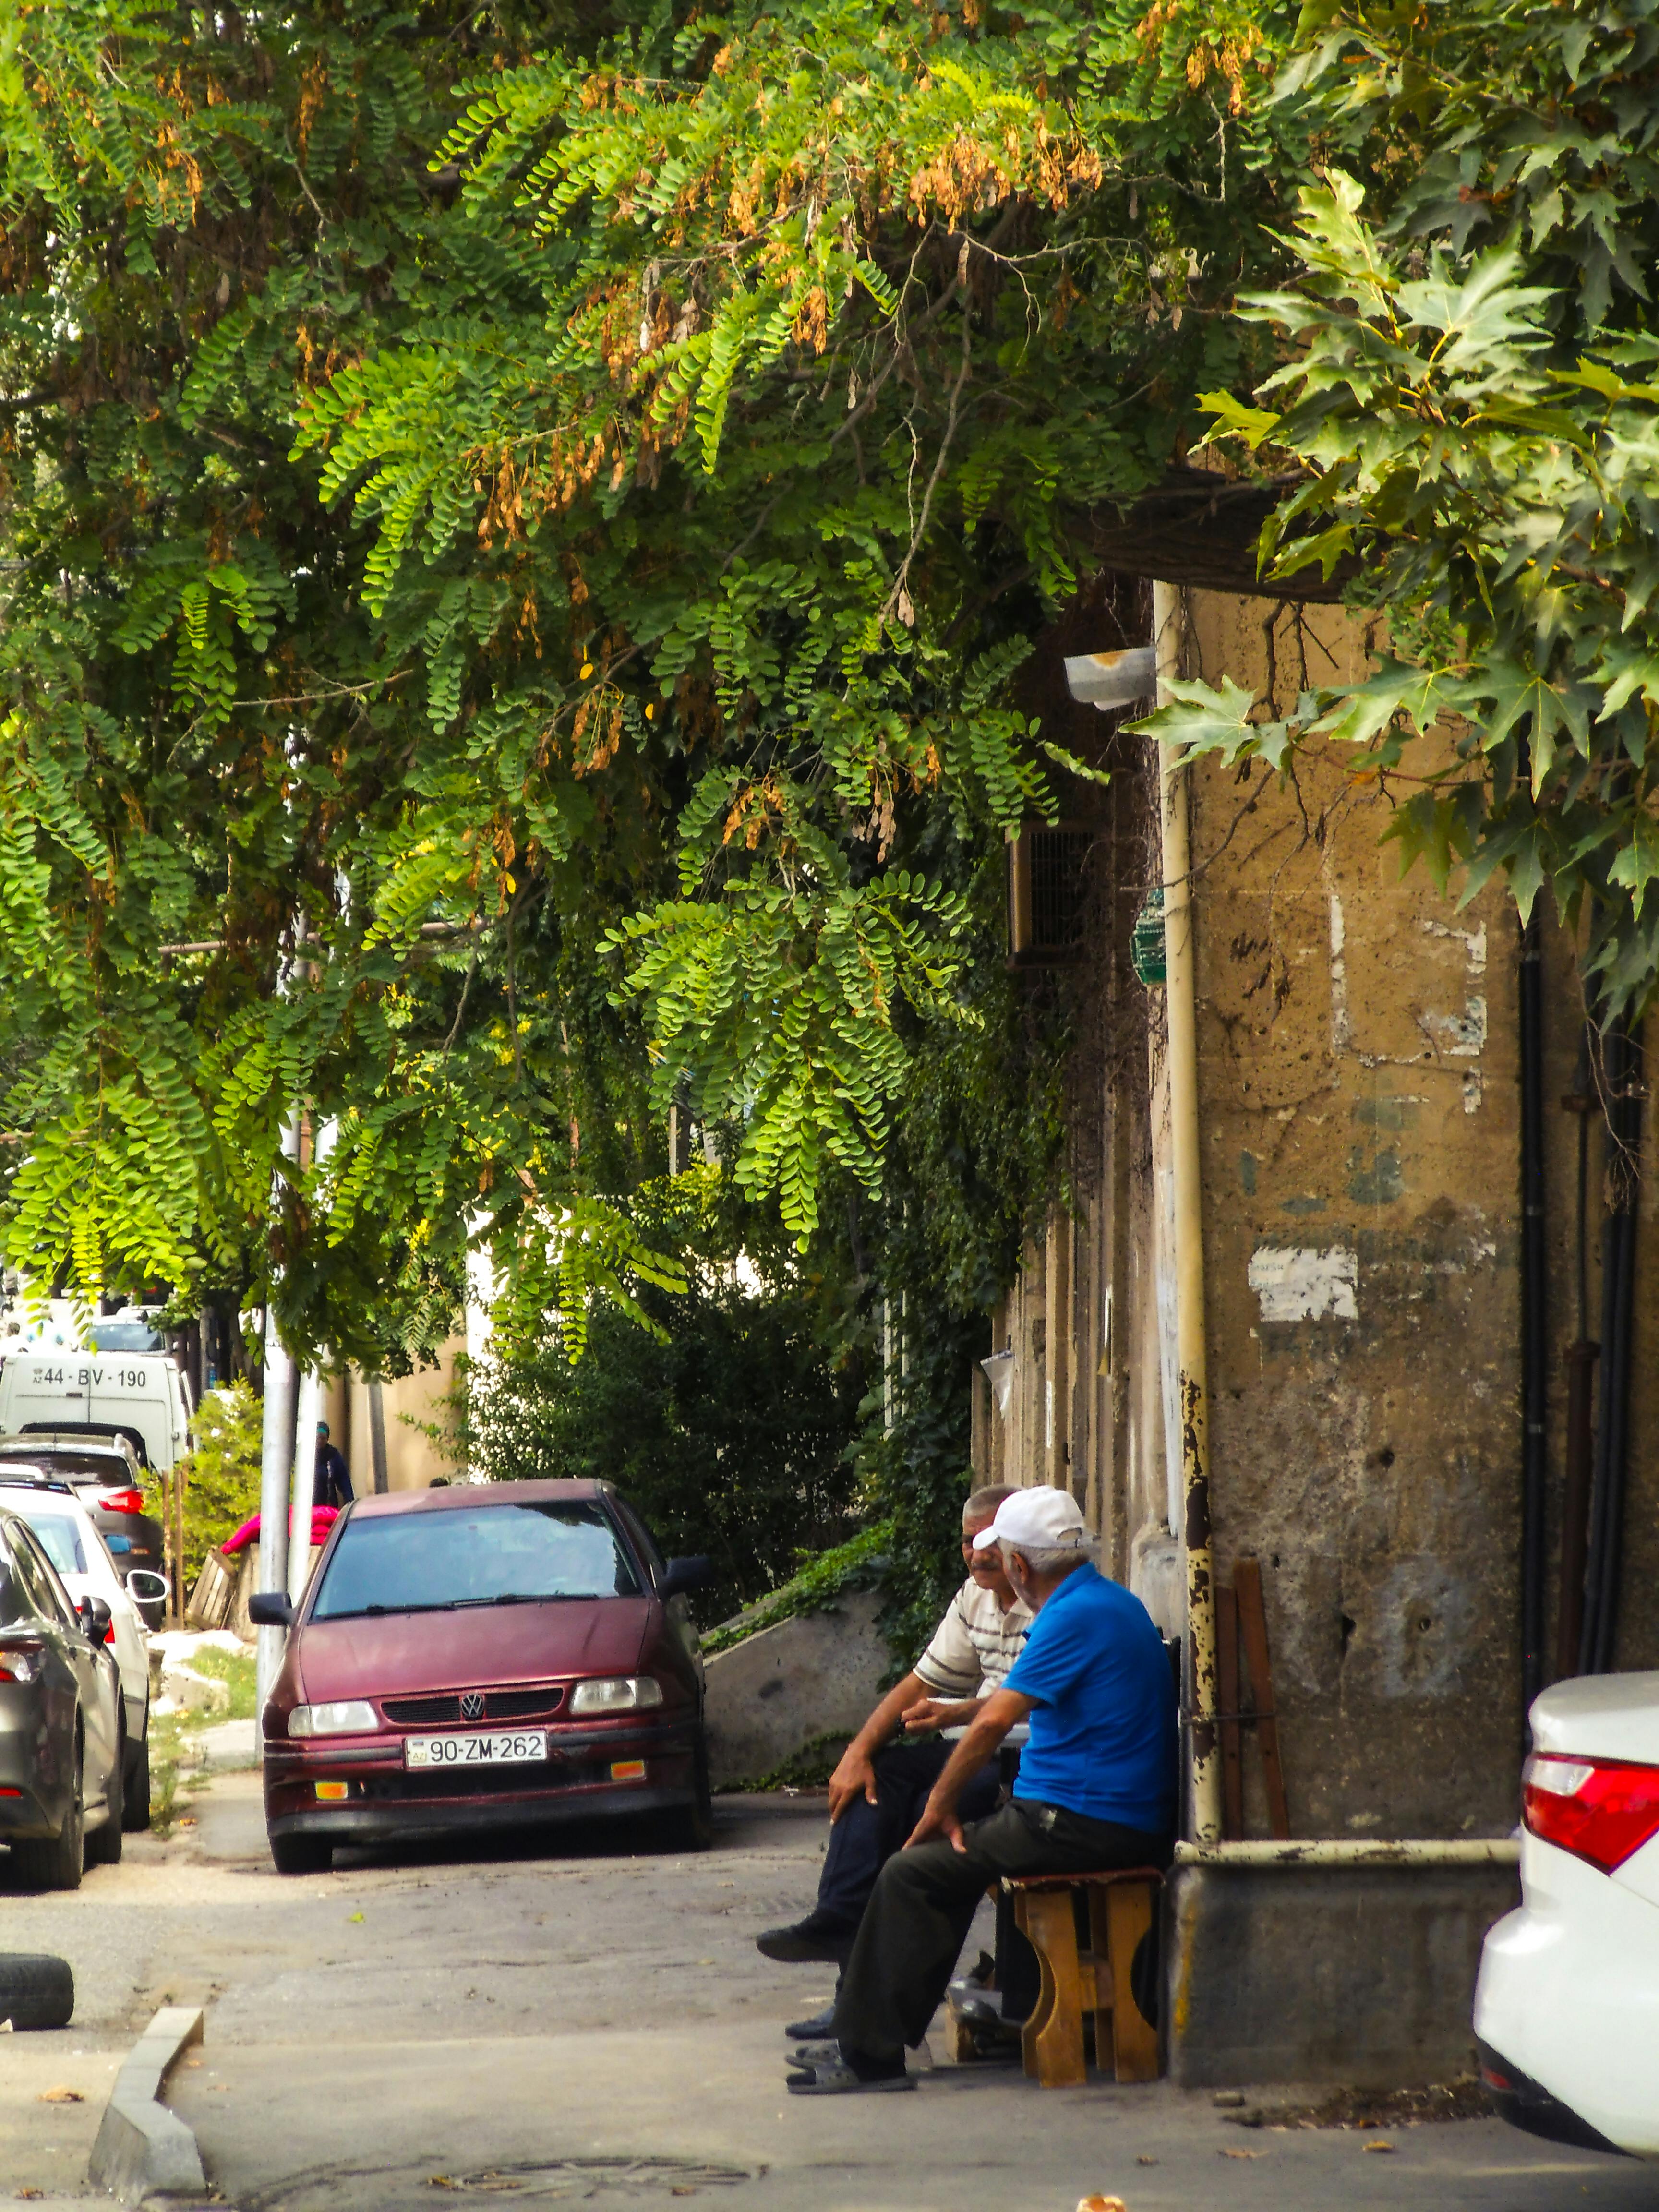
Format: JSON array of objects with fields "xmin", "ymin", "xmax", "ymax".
[
  {"xmin": 815, "ymin": 1742, "xmax": 1002, "ymax": 1936},
  {"xmin": 832, "ymin": 1798, "xmax": 1171, "ymax": 2066}
]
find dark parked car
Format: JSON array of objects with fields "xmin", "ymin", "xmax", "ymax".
[
  {"xmin": 252, "ymin": 1480, "xmax": 712, "ymax": 1874},
  {"xmin": 0, "ymin": 1434, "xmax": 164, "ymax": 1623},
  {"xmin": 0, "ymin": 1502, "xmax": 125, "ymax": 1888}
]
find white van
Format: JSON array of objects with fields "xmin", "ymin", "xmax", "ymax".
[{"xmin": 0, "ymin": 1352, "xmax": 192, "ymax": 1473}]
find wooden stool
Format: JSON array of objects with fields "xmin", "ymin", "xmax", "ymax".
[{"xmin": 1002, "ymin": 1867, "xmax": 1162, "ymax": 2088}]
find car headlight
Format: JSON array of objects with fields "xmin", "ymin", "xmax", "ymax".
[
  {"xmin": 568, "ymin": 1676, "xmax": 665, "ymax": 1716},
  {"xmin": 288, "ymin": 1700, "xmax": 379, "ymax": 1738}
]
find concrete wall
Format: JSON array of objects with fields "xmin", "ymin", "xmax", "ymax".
[
  {"xmin": 325, "ymin": 1337, "xmax": 464, "ymax": 1494},
  {"xmin": 702, "ymin": 1592, "xmax": 889, "ymax": 1788},
  {"xmin": 973, "ymin": 586, "xmax": 1658, "ymax": 1843}
]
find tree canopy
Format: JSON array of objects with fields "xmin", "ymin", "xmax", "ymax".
[
  {"xmin": 1142, "ymin": 0, "xmax": 1659, "ymax": 1016},
  {"xmin": 0, "ymin": 0, "xmax": 1297, "ymax": 1343},
  {"xmin": 6, "ymin": 0, "xmax": 1657, "ymax": 1367}
]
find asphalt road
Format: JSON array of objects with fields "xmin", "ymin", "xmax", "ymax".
[{"xmin": 3, "ymin": 1770, "xmax": 1657, "ymax": 2212}]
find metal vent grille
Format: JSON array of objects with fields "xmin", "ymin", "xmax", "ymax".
[{"xmin": 1008, "ymin": 826, "xmax": 1091, "ymax": 965}]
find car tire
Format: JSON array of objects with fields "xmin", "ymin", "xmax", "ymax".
[
  {"xmin": 123, "ymin": 1723, "xmax": 152, "ymax": 1832},
  {"xmin": 85, "ymin": 1721, "xmax": 124, "ymax": 1867},
  {"xmin": 0, "ymin": 1953, "xmax": 75, "ymax": 2030},
  {"xmin": 10, "ymin": 1744, "xmax": 84, "ymax": 1893},
  {"xmin": 269, "ymin": 1831, "xmax": 332, "ymax": 1875},
  {"xmin": 659, "ymin": 1739, "xmax": 714, "ymax": 1853}
]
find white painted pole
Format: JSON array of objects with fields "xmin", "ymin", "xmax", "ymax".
[
  {"xmin": 255, "ymin": 1113, "xmax": 303, "ymax": 1730},
  {"xmin": 1155, "ymin": 578, "xmax": 1223, "ymax": 1848},
  {"xmin": 288, "ymin": 1117, "xmax": 339, "ymax": 1606}
]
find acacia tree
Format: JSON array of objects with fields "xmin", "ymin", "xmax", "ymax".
[{"xmin": 0, "ymin": 0, "xmax": 1302, "ymax": 1347}]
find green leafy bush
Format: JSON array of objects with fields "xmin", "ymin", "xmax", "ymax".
[
  {"xmin": 465, "ymin": 1183, "xmax": 866, "ymax": 1625},
  {"xmin": 166, "ymin": 1379, "xmax": 264, "ymax": 1585}
]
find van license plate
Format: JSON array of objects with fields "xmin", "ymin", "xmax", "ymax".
[{"xmin": 405, "ymin": 1730, "xmax": 547, "ymax": 1768}]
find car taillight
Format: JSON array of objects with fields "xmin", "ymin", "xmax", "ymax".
[
  {"xmin": 98, "ymin": 1489, "xmax": 146, "ymax": 1516},
  {"xmin": 104, "ymin": 1618, "xmax": 117, "ymax": 1645},
  {"xmin": 1522, "ymin": 1752, "xmax": 1659, "ymax": 1874}
]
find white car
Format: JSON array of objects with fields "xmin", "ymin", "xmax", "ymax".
[
  {"xmin": 0, "ymin": 1474, "xmax": 157, "ymax": 1829},
  {"xmin": 1474, "ymin": 1671, "xmax": 1659, "ymax": 2156}
]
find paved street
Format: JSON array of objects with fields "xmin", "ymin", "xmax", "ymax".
[{"xmin": 0, "ymin": 1769, "xmax": 1655, "ymax": 2212}]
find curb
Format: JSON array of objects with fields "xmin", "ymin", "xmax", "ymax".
[{"xmin": 88, "ymin": 2004, "xmax": 207, "ymax": 2204}]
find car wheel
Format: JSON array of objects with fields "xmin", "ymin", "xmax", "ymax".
[
  {"xmin": 85, "ymin": 1719, "xmax": 125, "ymax": 1867},
  {"xmin": 0, "ymin": 1953, "xmax": 75, "ymax": 2030},
  {"xmin": 269, "ymin": 1831, "xmax": 332, "ymax": 1875},
  {"xmin": 11, "ymin": 1742, "xmax": 84, "ymax": 1892},
  {"xmin": 123, "ymin": 1722, "xmax": 152, "ymax": 1832},
  {"xmin": 658, "ymin": 1738, "xmax": 714, "ymax": 1853}
]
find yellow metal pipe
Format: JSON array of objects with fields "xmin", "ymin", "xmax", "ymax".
[{"xmin": 1154, "ymin": 580, "xmax": 1223, "ymax": 1845}]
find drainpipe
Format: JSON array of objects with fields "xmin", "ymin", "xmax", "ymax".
[
  {"xmin": 1175, "ymin": 1838, "xmax": 1519, "ymax": 1868},
  {"xmin": 1154, "ymin": 579, "xmax": 1222, "ymax": 1845},
  {"xmin": 1518, "ymin": 914, "xmax": 1547, "ymax": 1722}
]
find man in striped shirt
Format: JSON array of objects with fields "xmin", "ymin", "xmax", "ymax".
[{"xmin": 755, "ymin": 1485, "xmax": 1030, "ymax": 2015}]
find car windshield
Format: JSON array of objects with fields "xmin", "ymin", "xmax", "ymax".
[
  {"xmin": 86, "ymin": 1323, "xmax": 164, "ymax": 1352},
  {"xmin": 0, "ymin": 1448, "xmax": 126, "ymax": 1483},
  {"xmin": 5, "ymin": 1506, "xmax": 87, "ymax": 1576},
  {"xmin": 310, "ymin": 1500, "xmax": 640, "ymax": 1621}
]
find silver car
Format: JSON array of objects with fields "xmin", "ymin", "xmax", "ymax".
[{"xmin": 0, "ymin": 1503, "xmax": 124, "ymax": 1888}]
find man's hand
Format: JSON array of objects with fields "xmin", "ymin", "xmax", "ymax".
[
  {"xmin": 904, "ymin": 1796, "xmax": 967, "ymax": 1853},
  {"xmin": 827, "ymin": 1743, "xmax": 879, "ymax": 1823},
  {"xmin": 899, "ymin": 1695, "xmax": 979, "ymax": 1735}
]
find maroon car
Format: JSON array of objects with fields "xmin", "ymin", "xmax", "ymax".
[{"xmin": 250, "ymin": 1480, "xmax": 712, "ymax": 1874}]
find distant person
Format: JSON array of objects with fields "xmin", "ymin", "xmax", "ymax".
[
  {"xmin": 222, "ymin": 1503, "xmax": 338, "ymax": 1555},
  {"xmin": 313, "ymin": 1420, "xmax": 353, "ymax": 1508}
]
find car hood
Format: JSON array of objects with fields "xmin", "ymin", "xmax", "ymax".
[{"xmin": 293, "ymin": 1596, "xmax": 655, "ymax": 1700}]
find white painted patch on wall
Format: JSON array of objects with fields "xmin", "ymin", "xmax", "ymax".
[
  {"xmin": 1248, "ymin": 1244, "xmax": 1359, "ymax": 1323},
  {"xmin": 1419, "ymin": 996, "xmax": 1488, "ymax": 1058}
]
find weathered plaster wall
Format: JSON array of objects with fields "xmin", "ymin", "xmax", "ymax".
[
  {"xmin": 1186, "ymin": 592, "xmax": 1523, "ymax": 1837},
  {"xmin": 973, "ymin": 585, "xmax": 1657, "ymax": 1838}
]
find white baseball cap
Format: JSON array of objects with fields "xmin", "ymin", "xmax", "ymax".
[{"xmin": 972, "ymin": 1487, "xmax": 1091, "ymax": 1553}]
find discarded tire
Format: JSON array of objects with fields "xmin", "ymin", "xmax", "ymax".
[{"xmin": 0, "ymin": 1953, "xmax": 75, "ymax": 2030}]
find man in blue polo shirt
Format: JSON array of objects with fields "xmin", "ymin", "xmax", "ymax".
[{"xmin": 788, "ymin": 1485, "xmax": 1177, "ymax": 2093}]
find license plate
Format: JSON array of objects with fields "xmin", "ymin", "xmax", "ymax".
[{"xmin": 404, "ymin": 1730, "xmax": 547, "ymax": 1769}]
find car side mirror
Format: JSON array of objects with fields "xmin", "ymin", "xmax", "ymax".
[
  {"xmin": 125, "ymin": 1570, "xmax": 168, "ymax": 1604},
  {"xmin": 658, "ymin": 1555, "xmax": 713, "ymax": 1601},
  {"xmin": 78, "ymin": 1595, "xmax": 112, "ymax": 1643},
  {"xmin": 248, "ymin": 1591, "xmax": 296, "ymax": 1629}
]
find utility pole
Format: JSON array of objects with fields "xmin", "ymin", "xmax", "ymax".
[
  {"xmin": 288, "ymin": 1117, "xmax": 339, "ymax": 1605},
  {"xmin": 255, "ymin": 1113, "xmax": 302, "ymax": 1727}
]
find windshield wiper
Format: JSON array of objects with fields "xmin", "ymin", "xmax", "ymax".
[
  {"xmin": 449, "ymin": 1592, "xmax": 553, "ymax": 1609},
  {"xmin": 320, "ymin": 1592, "xmax": 582, "ymax": 1621}
]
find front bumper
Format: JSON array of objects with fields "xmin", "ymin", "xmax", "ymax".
[
  {"xmin": 262, "ymin": 1719, "xmax": 701, "ymax": 1845},
  {"xmin": 271, "ymin": 1780, "xmax": 696, "ymax": 1847}
]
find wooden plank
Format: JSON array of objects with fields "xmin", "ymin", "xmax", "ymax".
[
  {"xmin": 1233, "ymin": 1555, "xmax": 1290, "ymax": 1840},
  {"xmin": 1217, "ymin": 1580, "xmax": 1244, "ymax": 1840},
  {"xmin": 1013, "ymin": 1889, "xmax": 1088, "ymax": 2088},
  {"xmin": 1100, "ymin": 1881, "xmax": 1159, "ymax": 2082}
]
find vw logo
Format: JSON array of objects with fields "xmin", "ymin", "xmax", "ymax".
[{"xmin": 460, "ymin": 1690, "xmax": 485, "ymax": 1722}]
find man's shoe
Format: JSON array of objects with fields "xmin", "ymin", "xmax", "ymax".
[
  {"xmin": 789, "ymin": 2040, "xmax": 838, "ymax": 2067},
  {"xmin": 785, "ymin": 2055, "xmax": 913, "ymax": 2095},
  {"xmin": 755, "ymin": 1912, "xmax": 857, "ymax": 1964},
  {"xmin": 784, "ymin": 2004, "xmax": 838, "ymax": 2040}
]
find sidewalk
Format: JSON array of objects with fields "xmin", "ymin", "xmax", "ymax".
[{"xmin": 7, "ymin": 1768, "xmax": 1656, "ymax": 2211}]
